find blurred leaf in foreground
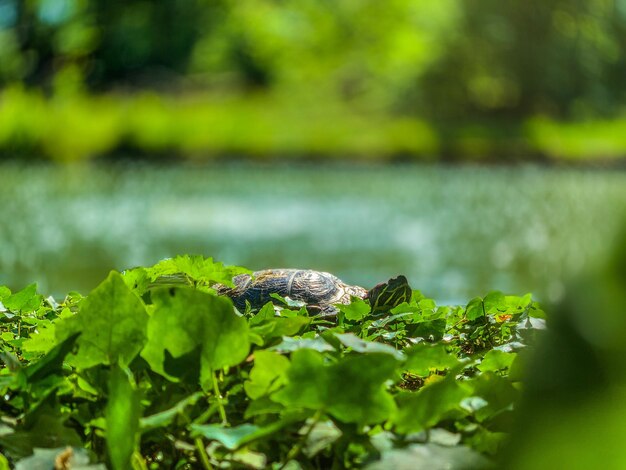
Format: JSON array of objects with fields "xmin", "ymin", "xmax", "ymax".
[
  {"xmin": 106, "ymin": 364, "xmax": 140, "ymax": 470},
  {"xmin": 505, "ymin": 223, "xmax": 626, "ymax": 469}
]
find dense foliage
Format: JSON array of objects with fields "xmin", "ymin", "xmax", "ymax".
[{"xmin": 0, "ymin": 256, "xmax": 545, "ymax": 469}]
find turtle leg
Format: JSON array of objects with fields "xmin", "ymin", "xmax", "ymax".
[{"xmin": 367, "ymin": 275, "xmax": 412, "ymax": 314}]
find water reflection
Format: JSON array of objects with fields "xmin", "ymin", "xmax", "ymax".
[{"xmin": 1, "ymin": 163, "xmax": 624, "ymax": 303}]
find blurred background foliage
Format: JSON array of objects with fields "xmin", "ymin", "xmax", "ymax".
[{"xmin": 1, "ymin": 0, "xmax": 626, "ymax": 161}]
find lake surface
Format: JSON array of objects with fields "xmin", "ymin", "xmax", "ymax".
[{"xmin": 1, "ymin": 162, "xmax": 624, "ymax": 304}]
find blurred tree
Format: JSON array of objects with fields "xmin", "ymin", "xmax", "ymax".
[
  {"xmin": 416, "ymin": 0, "xmax": 626, "ymax": 121},
  {"xmin": 1, "ymin": 0, "xmax": 625, "ymax": 121}
]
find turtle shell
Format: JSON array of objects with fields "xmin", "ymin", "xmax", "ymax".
[{"xmin": 216, "ymin": 269, "xmax": 367, "ymax": 315}]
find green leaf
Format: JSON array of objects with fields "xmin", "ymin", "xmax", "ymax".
[
  {"xmin": 469, "ymin": 372, "xmax": 519, "ymax": 422},
  {"xmin": 21, "ymin": 332, "xmax": 80, "ymax": 383},
  {"xmin": 251, "ymin": 316, "xmax": 310, "ymax": 343},
  {"xmin": 192, "ymin": 415, "xmax": 303, "ymax": 451},
  {"xmin": 273, "ymin": 349, "xmax": 326, "ymax": 410},
  {"xmin": 106, "ymin": 364, "xmax": 140, "ymax": 470},
  {"xmin": 121, "ymin": 267, "xmax": 151, "ymax": 295},
  {"xmin": 244, "ymin": 350, "xmax": 290, "ymax": 399},
  {"xmin": 56, "ymin": 271, "xmax": 148, "ymax": 368},
  {"xmin": 477, "ymin": 350, "xmax": 517, "ymax": 372},
  {"xmin": 302, "ymin": 420, "xmax": 342, "ymax": 458},
  {"xmin": 146, "ymin": 255, "xmax": 249, "ymax": 286},
  {"xmin": 465, "ymin": 297, "xmax": 485, "ymax": 321},
  {"xmin": 249, "ymin": 302, "xmax": 276, "ymax": 326},
  {"xmin": 0, "ymin": 404, "xmax": 83, "ymax": 460},
  {"xmin": 140, "ymin": 392, "xmax": 204, "ymax": 432},
  {"xmin": 3, "ymin": 283, "xmax": 42, "ymax": 313},
  {"xmin": 393, "ymin": 376, "xmax": 469, "ymax": 433},
  {"xmin": 404, "ymin": 343, "xmax": 460, "ymax": 377},
  {"xmin": 20, "ymin": 322, "xmax": 57, "ymax": 356},
  {"xmin": 141, "ymin": 287, "xmax": 250, "ymax": 386},
  {"xmin": 335, "ymin": 333, "xmax": 404, "ymax": 360},
  {"xmin": 269, "ymin": 336, "xmax": 335, "ymax": 353},
  {"xmin": 0, "ymin": 286, "xmax": 10, "ymax": 300},
  {"xmin": 408, "ymin": 319, "xmax": 446, "ymax": 341},
  {"xmin": 191, "ymin": 423, "xmax": 260, "ymax": 450},
  {"xmin": 483, "ymin": 291, "xmax": 506, "ymax": 314},
  {"xmin": 337, "ymin": 298, "xmax": 371, "ymax": 321},
  {"xmin": 273, "ymin": 349, "xmax": 398, "ymax": 425}
]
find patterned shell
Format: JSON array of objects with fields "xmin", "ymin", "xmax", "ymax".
[{"xmin": 215, "ymin": 269, "xmax": 367, "ymax": 315}]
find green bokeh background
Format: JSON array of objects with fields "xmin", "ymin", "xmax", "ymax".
[{"xmin": 1, "ymin": 0, "xmax": 626, "ymax": 161}]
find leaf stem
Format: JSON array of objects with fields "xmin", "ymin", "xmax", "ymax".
[
  {"xmin": 212, "ymin": 371, "xmax": 228, "ymax": 425},
  {"xmin": 280, "ymin": 410, "xmax": 323, "ymax": 469},
  {"xmin": 131, "ymin": 451, "xmax": 149, "ymax": 470},
  {"xmin": 195, "ymin": 437, "xmax": 214, "ymax": 470}
]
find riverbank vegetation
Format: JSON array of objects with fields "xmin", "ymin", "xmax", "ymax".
[{"xmin": 3, "ymin": 86, "xmax": 626, "ymax": 163}]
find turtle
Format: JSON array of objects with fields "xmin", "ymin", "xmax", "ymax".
[{"xmin": 214, "ymin": 269, "xmax": 412, "ymax": 317}]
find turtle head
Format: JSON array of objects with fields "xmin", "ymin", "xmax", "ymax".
[{"xmin": 367, "ymin": 275, "xmax": 412, "ymax": 314}]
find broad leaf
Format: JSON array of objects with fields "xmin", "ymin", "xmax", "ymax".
[
  {"xmin": 56, "ymin": 271, "xmax": 148, "ymax": 368},
  {"xmin": 337, "ymin": 298, "xmax": 371, "ymax": 321},
  {"xmin": 394, "ymin": 376, "xmax": 469, "ymax": 433},
  {"xmin": 273, "ymin": 349, "xmax": 399, "ymax": 425},
  {"xmin": 335, "ymin": 333, "xmax": 404, "ymax": 360},
  {"xmin": 141, "ymin": 287, "xmax": 250, "ymax": 386},
  {"xmin": 244, "ymin": 350, "xmax": 290, "ymax": 399},
  {"xmin": 477, "ymin": 350, "xmax": 516, "ymax": 372},
  {"xmin": 404, "ymin": 343, "xmax": 460, "ymax": 377},
  {"xmin": 3, "ymin": 283, "xmax": 42, "ymax": 313}
]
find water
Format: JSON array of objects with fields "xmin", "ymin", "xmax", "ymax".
[{"xmin": 1, "ymin": 162, "xmax": 624, "ymax": 303}]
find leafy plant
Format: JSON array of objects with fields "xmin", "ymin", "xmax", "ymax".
[{"xmin": 0, "ymin": 256, "xmax": 544, "ymax": 469}]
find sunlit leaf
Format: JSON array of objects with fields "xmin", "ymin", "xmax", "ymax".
[
  {"xmin": 56, "ymin": 272, "xmax": 148, "ymax": 368},
  {"xmin": 404, "ymin": 343, "xmax": 460, "ymax": 377},
  {"xmin": 337, "ymin": 297, "xmax": 371, "ymax": 321},
  {"xmin": 141, "ymin": 287, "xmax": 250, "ymax": 386},
  {"xmin": 478, "ymin": 350, "xmax": 516, "ymax": 372}
]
